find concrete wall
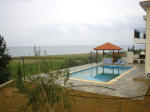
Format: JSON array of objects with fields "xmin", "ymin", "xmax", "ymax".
[{"xmin": 127, "ymin": 51, "xmax": 133, "ymax": 64}]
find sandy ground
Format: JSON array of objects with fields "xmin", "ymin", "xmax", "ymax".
[{"xmin": 0, "ymin": 82, "xmax": 150, "ymax": 112}]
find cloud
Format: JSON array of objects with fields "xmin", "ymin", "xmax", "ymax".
[{"xmin": 0, "ymin": 0, "xmax": 146, "ymax": 46}]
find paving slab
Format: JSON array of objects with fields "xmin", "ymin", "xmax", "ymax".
[{"xmin": 67, "ymin": 63, "xmax": 149, "ymax": 100}]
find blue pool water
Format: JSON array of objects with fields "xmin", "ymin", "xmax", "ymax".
[{"xmin": 70, "ymin": 65, "xmax": 132, "ymax": 82}]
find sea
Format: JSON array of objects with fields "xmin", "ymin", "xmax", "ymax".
[{"xmin": 8, "ymin": 45, "xmax": 145, "ymax": 57}]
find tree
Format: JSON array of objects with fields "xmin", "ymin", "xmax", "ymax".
[
  {"xmin": 0, "ymin": 35, "xmax": 11, "ymax": 84},
  {"xmin": 133, "ymin": 45, "xmax": 135, "ymax": 52},
  {"xmin": 128, "ymin": 48, "xmax": 130, "ymax": 51}
]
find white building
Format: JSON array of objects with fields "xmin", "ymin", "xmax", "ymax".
[{"xmin": 139, "ymin": 0, "xmax": 150, "ymax": 78}]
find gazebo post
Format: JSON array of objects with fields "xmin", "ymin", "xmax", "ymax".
[
  {"xmin": 112, "ymin": 50, "xmax": 114, "ymax": 64},
  {"xmin": 96, "ymin": 50, "xmax": 98, "ymax": 63},
  {"xmin": 103, "ymin": 50, "xmax": 104, "ymax": 58},
  {"xmin": 118, "ymin": 50, "xmax": 120, "ymax": 57},
  {"xmin": 96, "ymin": 67, "xmax": 98, "ymax": 74}
]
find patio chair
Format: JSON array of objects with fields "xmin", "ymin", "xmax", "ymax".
[
  {"xmin": 115, "ymin": 59, "xmax": 121, "ymax": 65},
  {"xmin": 121, "ymin": 59, "xmax": 127, "ymax": 65},
  {"xmin": 103, "ymin": 59, "xmax": 108, "ymax": 65},
  {"xmin": 108, "ymin": 58, "xmax": 113, "ymax": 64}
]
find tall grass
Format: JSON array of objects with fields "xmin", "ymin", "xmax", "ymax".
[
  {"xmin": 10, "ymin": 60, "xmax": 65, "ymax": 78},
  {"xmin": 10, "ymin": 53, "xmax": 103, "ymax": 78}
]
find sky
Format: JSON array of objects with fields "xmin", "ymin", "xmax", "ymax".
[{"xmin": 0, "ymin": 0, "xmax": 146, "ymax": 47}]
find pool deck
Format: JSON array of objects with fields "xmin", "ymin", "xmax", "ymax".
[{"xmin": 67, "ymin": 63, "xmax": 149, "ymax": 100}]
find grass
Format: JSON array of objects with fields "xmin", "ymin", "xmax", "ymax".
[
  {"xmin": 0, "ymin": 81, "xmax": 150, "ymax": 112},
  {"xmin": 10, "ymin": 60, "xmax": 66, "ymax": 78},
  {"xmin": 10, "ymin": 53, "xmax": 102, "ymax": 78}
]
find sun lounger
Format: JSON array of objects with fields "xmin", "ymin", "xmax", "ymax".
[
  {"xmin": 108, "ymin": 58, "xmax": 113, "ymax": 64},
  {"xmin": 115, "ymin": 59, "xmax": 121, "ymax": 65},
  {"xmin": 103, "ymin": 59, "xmax": 108, "ymax": 64},
  {"xmin": 120, "ymin": 59, "xmax": 127, "ymax": 65},
  {"xmin": 103, "ymin": 58, "xmax": 113, "ymax": 65}
]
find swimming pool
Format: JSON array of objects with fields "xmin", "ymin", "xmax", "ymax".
[{"xmin": 70, "ymin": 65, "xmax": 132, "ymax": 82}]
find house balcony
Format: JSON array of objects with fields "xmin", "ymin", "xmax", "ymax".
[{"xmin": 134, "ymin": 28, "xmax": 146, "ymax": 44}]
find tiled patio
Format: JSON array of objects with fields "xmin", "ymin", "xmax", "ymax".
[{"xmin": 67, "ymin": 63, "xmax": 149, "ymax": 100}]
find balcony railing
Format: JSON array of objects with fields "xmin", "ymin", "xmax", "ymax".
[{"xmin": 134, "ymin": 28, "xmax": 146, "ymax": 39}]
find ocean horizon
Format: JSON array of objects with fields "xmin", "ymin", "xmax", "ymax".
[{"xmin": 8, "ymin": 45, "xmax": 145, "ymax": 57}]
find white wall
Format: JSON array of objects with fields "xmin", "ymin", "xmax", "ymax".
[{"xmin": 145, "ymin": 7, "xmax": 150, "ymax": 78}]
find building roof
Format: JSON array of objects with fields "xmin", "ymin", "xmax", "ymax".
[{"xmin": 94, "ymin": 42, "xmax": 122, "ymax": 50}]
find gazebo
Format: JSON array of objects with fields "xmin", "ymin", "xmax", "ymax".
[{"xmin": 93, "ymin": 42, "xmax": 122, "ymax": 63}]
